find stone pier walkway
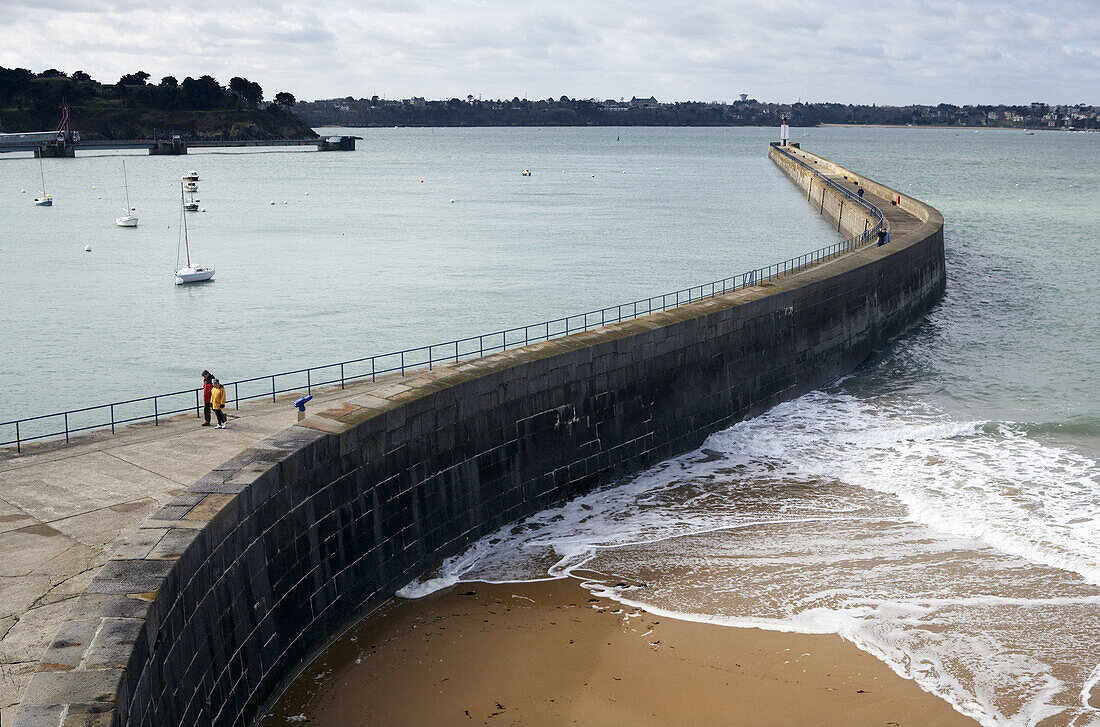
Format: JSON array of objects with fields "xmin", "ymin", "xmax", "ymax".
[{"xmin": 0, "ymin": 378, "xmax": 391, "ymax": 722}]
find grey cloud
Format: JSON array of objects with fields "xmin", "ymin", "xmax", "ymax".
[{"xmin": 1, "ymin": 0, "xmax": 1097, "ymax": 105}]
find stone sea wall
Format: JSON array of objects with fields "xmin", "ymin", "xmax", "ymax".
[{"xmin": 13, "ymin": 147, "xmax": 945, "ymax": 726}]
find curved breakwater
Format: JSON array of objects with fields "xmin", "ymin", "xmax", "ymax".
[{"xmin": 12, "ymin": 146, "xmax": 945, "ymax": 726}]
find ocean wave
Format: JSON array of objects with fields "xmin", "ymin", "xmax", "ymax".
[{"xmin": 396, "ymin": 388, "xmax": 1100, "ymax": 726}]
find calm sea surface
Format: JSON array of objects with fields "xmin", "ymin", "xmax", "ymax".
[
  {"xmin": 5, "ymin": 127, "xmax": 1100, "ymax": 725},
  {"xmin": 1, "ymin": 126, "xmax": 829, "ymax": 426}
]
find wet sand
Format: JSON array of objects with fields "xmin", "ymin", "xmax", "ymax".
[{"xmin": 261, "ymin": 579, "xmax": 978, "ymax": 726}]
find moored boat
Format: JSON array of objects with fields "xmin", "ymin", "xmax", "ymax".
[
  {"xmin": 173, "ymin": 181, "xmax": 215, "ymax": 285},
  {"xmin": 116, "ymin": 160, "xmax": 139, "ymax": 227}
]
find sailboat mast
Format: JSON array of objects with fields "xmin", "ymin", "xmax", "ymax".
[
  {"xmin": 180, "ymin": 182, "xmax": 191, "ymax": 266},
  {"xmin": 122, "ymin": 160, "xmax": 131, "ymax": 212},
  {"xmin": 39, "ymin": 156, "xmax": 46, "ymax": 195}
]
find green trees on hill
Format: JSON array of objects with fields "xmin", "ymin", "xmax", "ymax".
[
  {"xmin": 0, "ymin": 66, "xmax": 301, "ymax": 115},
  {"xmin": 0, "ymin": 66, "xmax": 313, "ymax": 140}
]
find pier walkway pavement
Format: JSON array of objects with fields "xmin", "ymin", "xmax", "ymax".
[
  {"xmin": 784, "ymin": 145, "xmax": 924, "ymax": 242},
  {"xmin": 0, "ymin": 377, "xmax": 403, "ymax": 722},
  {"xmin": 0, "ymin": 156, "xmax": 924, "ymax": 722}
]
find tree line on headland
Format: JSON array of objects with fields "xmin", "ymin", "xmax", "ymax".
[{"xmin": 0, "ymin": 67, "xmax": 314, "ymax": 140}]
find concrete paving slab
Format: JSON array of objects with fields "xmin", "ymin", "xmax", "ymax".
[{"xmin": 48, "ymin": 500, "xmax": 159, "ymax": 553}]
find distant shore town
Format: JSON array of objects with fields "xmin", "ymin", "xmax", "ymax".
[{"xmin": 297, "ymin": 94, "xmax": 1100, "ymax": 129}]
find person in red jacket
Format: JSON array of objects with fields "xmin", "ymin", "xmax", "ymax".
[{"xmin": 201, "ymin": 370, "xmax": 214, "ymax": 426}]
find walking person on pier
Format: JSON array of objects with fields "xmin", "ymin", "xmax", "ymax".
[
  {"xmin": 201, "ymin": 370, "xmax": 215, "ymax": 426},
  {"xmin": 211, "ymin": 378, "xmax": 227, "ymax": 429}
]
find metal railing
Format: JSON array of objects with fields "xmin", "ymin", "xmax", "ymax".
[{"xmin": 1, "ymin": 146, "xmax": 883, "ymax": 452}]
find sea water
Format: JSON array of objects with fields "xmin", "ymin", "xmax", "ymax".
[
  {"xmin": 4, "ymin": 127, "xmax": 1099, "ymax": 725},
  {"xmin": 1, "ymin": 126, "xmax": 830, "ymax": 430},
  {"xmin": 393, "ymin": 127, "xmax": 1100, "ymax": 726}
]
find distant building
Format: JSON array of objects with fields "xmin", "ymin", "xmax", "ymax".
[
  {"xmin": 630, "ymin": 96, "xmax": 659, "ymax": 109},
  {"xmin": 740, "ymin": 94, "xmax": 748, "ymax": 102}
]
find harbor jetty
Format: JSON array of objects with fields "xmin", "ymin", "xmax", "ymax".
[{"xmin": 4, "ymin": 145, "xmax": 944, "ymax": 726}]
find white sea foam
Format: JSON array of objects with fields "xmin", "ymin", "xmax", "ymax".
[
  {"xmin": 702, "ymin": 392, "xmax": 1100, "ymax": 585},
  {"xmin": 395, "ymin": 389, "xmax": 1100, "ymax": 726}
]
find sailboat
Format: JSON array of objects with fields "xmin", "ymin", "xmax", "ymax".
[
  {"xmin": 34, "ymin": 156, "xmax": 52, "ymax": 206},
  {"xmin": 116, "ymin": 160, "xmax": 138, "ymax": 227},
  {"xmin": 174, "ymin": 182, "xmax": 215, "ymax": 284},
  {"xmin": 182, "ymin": 171, "xmax": 199, "ymax": 211}
]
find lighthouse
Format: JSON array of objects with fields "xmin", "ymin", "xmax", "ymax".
[{"xmin": 780, "ymin": 116, "xmax": 790, "ymax": 146}]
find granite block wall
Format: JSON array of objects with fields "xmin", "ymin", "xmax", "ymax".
[{"xmin": 13, "ymin": 149, "xmax": 945, "ymax": 727}]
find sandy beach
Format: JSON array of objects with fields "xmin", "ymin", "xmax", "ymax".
[{"xmin": 262, "ymin": 579, "xmax": 977, "ymax": 726}]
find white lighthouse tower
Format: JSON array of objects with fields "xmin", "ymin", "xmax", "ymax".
[{"xmin": 780, "ymin": 116, "xmax": 790, "ymax": 146}]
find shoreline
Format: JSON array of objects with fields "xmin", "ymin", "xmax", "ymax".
[
  {"xmin": 817, "ymin": 122, "xmax": 1032, "ymax": 130},
  {"xmin": 262, "ymin": 579, "xmax": 978, "ymax": 726}
]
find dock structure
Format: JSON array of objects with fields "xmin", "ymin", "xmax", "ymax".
[{"xmin": 0, "ymin": 135, "xmax": 360, "ymax": 157}]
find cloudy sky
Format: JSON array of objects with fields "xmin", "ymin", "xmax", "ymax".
[{"xmin": 2, "ymin": 0, "xmax": 1097, "ymax": 105}]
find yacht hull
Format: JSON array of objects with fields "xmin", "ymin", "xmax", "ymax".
[{"xmin": 174, "ymin": 266, "xmax": 215, "ymax": 285}]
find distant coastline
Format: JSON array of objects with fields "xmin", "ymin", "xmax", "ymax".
[
  {"xmin": 295, "ymin": 96, "xmax": 1097, "ymax": 131},
  {"xmin": 818, "ymin": 123, "xmax": 1030, "ymax": 130},
  {"xmin": 4, "ymin": 66, "xmax": 1096, "ymax": 136}
]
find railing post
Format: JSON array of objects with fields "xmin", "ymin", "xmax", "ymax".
[
  {"xmin": 479, "ymin": 336, "xmax": 483, "ymax": 357},
  {"xmin": 272, "ymin": 376, "xmax": 276, "ymax": 402},
  {"xmin": 195, "ymin": 390, "xmax": 200, "ymax": 418},
  {"xmin": 153, "ymin": 398, "xmax": 158, "ymax": 426},
  {"xmin": 455, "ymin": 341, "xmax": 460, "ymax": 362},
  {"xmin": 307, "ymin": 369, "xmax": 312, "ymax": 394},
  {"xmin": 401, "ymin": 351, "xmax": 405, "ymax": 376},
  {"xmin": 235, "ymin": 383, "xmax": 240, "ymax": 410},
  {"xmin": 15, "ymin": 421, "xmax": 20, "ymax": 453},
  {"xmin": 371, "ymin": 357, "xmax": 376, "ymax": 383},
  {"xmin": 110, "ymin": 404, "xmax": 115, "ymax": 434},
  {"xmin": 340, "ymin": 363, "xmax": 345, "ymax": 389}
]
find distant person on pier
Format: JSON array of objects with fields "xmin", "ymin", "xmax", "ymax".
[
  {"xmin": 201, "ymin": 370, "xmax": 215, "ymax": 426},
  {"xmin": 858, "ymin": 187, "xmax": 865, "ymax": 199},
  {"xmin": 877, "ymin": 227, "xmax": 889, "ymax": 246},
  {"xmin": 211, "ymin": 379, "xmax": 227, "ymax": 429}
]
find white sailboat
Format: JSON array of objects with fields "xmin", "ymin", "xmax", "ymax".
[
  {"xmin": 116, "ymin": 160, "xmax": 138, "ymax": 227},
  {"xmin": 174, "ymin": 182, "xmax": 215, "ymax": 284},
  {"xmin": 34, "ymin": 156, "xmax": 52, "ymax": 206}
]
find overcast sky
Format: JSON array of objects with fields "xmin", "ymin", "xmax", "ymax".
[{"xmin": 2, "ymin": 0, "xmax": 1097, "ymax": 105}]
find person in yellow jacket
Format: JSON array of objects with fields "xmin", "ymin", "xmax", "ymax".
[{"xmin": 211, "ymin": 378, "xmax": 228, "ymax": 429}]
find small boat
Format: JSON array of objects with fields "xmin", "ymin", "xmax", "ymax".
[
  {"xmin": 521, "ymin": 169, "xmax": 532, "ymax": 176},
  {"xmin": 174, "ymin": 182, "xmax": 214, "ymax": 285},
  {"xmin": 34, "ymin": 157, "xmax": 52, "ymax": 206},
  {"xmin": 1025, "ymin": 130, "xmax": 1035, "ymax": 135},
  {"xmin": 182, "ymin": 171, "xmax": 200, "ymax": 210},
  {"xmin": 116, "ymin": 160, "xmax": 138, "ymax": 227}
]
